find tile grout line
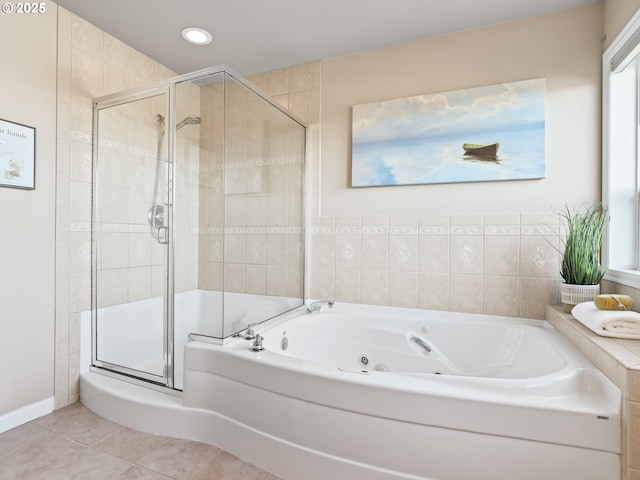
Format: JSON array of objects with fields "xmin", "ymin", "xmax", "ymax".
[{"xmin": 185, "ymin": 449, "xmax": 224, "ymax": 480}]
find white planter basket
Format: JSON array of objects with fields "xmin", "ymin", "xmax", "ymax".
[{"xmin": 560, "ymin": 283, "xmax": 600, "ymax": 306}]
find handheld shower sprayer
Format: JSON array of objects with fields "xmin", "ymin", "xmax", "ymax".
[{"xmin": 148, "ymin": 114, "xmax": 202, "ymax": 242}]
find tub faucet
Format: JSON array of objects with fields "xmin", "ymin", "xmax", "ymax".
[
  {"xmin": 306, "ymin": 300, "xmax": 334, "ymax": 313},
  {"xmin": 242, "ymin": 323, "xmax": 256, "ymax": 340}
]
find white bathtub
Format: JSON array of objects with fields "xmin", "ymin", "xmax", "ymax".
[{"xmin": 82, "ymin": 302, "xmax": 622, "ymax": 480}]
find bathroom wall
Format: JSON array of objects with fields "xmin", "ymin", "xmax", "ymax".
[
  {"xmin": 0, "ymin": 1, "xmax": 57, "ymax": 422},
  {"xmin": 305, "ymin": 4, "xmax": 603, "ymax": 319},
  {"xmin": 321, "ymin": 3, "xmax": 602, "ymax": 217},
  {"xmin": 604, "ymin": 0, "xmax": 640, "ymax": 50}
]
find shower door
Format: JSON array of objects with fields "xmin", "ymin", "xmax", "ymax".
[
  {"xmin": 91, "ymin": 66, "xmax": 306, "ymax": 391},
  {"xmin": 92, "ymin": 87, "xmax": 174, "ymax": 387}
]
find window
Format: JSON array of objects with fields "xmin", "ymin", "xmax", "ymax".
[{"xmin": 603, "ymin": 9, "xmax": 640, "ymax": 288}]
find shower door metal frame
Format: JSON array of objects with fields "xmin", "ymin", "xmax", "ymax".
[
  {"xmin": 91, "ymin": 84, "xmax": 176, "ymax": 388},
  {"xmin": 164, "ymin": 82, "xmax": 177, "ymax": 389}
]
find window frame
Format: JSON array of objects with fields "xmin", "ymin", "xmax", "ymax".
[{"xmin": 602, "ymin": 8, "xmax": 640, "ymax": 289}]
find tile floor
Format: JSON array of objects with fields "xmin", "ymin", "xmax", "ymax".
[{"xmin": 0, "ymin": 402, "xmax": 282, "ymax": 479}]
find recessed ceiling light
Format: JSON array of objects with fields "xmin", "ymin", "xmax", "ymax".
[{"xmin": 181, "ymin": 27, "xmax": 212, "ymax": 45}]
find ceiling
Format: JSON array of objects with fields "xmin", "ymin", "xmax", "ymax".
[{"xmin": 54, "ymin": 0, "xmax": 597, "ymax": 77}]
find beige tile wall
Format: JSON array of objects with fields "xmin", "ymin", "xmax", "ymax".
[
  {"xmin": 197, "ymin": 73, "xmax": 310, "ymax": 298},
  {"xmin": 96, "ymin": 95, "xmax": 163, "ymax": 306},
  {"xmin": 248, "ymin": 65, "xmax": 317, "ymax": 299},
  {"xmin": 197, "ymin": 79, "xmax": 225, "ymax": 292},
  {"xmin": 173, "ymin": 83, "xmax": 202, "ymax": 295},
  {"xmin": 308, "ymin": 212, "xmax": 562, "ymax": 319}
]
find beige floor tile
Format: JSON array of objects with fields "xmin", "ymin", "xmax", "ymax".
[
  {"xmin": 32, "ymin": 449, "xmax": 129, "ymax": 480},
  {"xmin": 4, "ymin": 403, "xmax": 281, "ymax": 480},
  {"xmin": 94, "ymin": 426, "xmax": 170, "ymax": 463},
  {"xmin": 0, "ymin": 423, "xmax": 51, "ymax": 459},
  {"xmin": 0, "ymin": 429, "xmax": 87, "ymax": 480},
  {"xmin": 32, "ymin": 402, "xmax": 123, "ymax": 446},
  {"xmin": 192, "ymin": 451, "xmax": 271, "ymax": 480},
  {"xmin": 136, "ymin": 438, "xmax": 221, "ymax": 480}
]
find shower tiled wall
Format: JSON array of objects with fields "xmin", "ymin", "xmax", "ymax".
[
  {"xmin": 245, "ymin": 66, "xmax": 317, "ymax": 299},
  {"xmin": 196, "ymin": 80, "xmax": 224, "ymax": 292},
  {"xmin": 173, "ymin": 83, "xmax": 202, "ymax": 295},
  {"xmin": 197, "ymin": 73, "xmax": 310, "ymax": 298},
  {"xmin": 93, "ymin": 92, "xmax": 198, "ymax": 306}
]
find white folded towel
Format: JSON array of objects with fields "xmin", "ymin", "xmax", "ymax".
[{"xmin": 571, "ymin": 301, "xmax": 640, "ymax": 339}]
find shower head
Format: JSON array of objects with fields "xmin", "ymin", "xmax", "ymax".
[{"xmin": 176, "ymin": 116, "xmax": 202, "ymax": 130}]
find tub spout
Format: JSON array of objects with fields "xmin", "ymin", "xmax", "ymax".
[
  {"xmin": 410, "ymin": 336, "xmax": 432, "ymax": 353},
  {"xmin": 306, "ymin": 300, "xmax": 334, "ymax": 313}
]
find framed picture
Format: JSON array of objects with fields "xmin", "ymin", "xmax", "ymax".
[
  {"xmin": 351, "ymin": 78, "xmax": 546, "ymax": 187},
  {"xmin": 0, "ymin": 118, "xmax": 36, "ymax": 189}
]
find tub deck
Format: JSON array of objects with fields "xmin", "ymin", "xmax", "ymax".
[{"xmin": 182, "ymin": 303, "xmax": 621, "ymax": 480}]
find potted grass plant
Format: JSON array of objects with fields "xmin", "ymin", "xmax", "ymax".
[{"xmin": 557, "ymin": 203, "xmax": 608, "ymax": 308}]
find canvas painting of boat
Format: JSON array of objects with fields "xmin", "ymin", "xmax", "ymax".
[{"xmin": 351, "ymin": 79, "xmax": 546, "ymax": 187}]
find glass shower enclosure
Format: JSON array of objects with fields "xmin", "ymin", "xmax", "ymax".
[{"xmin": 91, "ymin": 66, "xmax": 306, "ymax": 390}]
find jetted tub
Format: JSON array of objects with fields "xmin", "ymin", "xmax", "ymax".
[
  {"xmin": 81, "ymin": 302, "xmax": 622, "ymax": 480},
  {"xmin": 182, "ymin": 302, "xmax": 622, "ymax": 480}
]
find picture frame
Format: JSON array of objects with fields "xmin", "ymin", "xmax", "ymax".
[
  {"xmin": 0, "ymin": 118, "xmax": 36, "ymax": 190},
  {"xmin": 351, "ymin": 78, "xmax": 546, "ymax": 187}
]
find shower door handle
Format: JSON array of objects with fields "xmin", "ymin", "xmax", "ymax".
[{"xmin": 157, "ymin": 226, "xmax": 169, "ymax": 245}]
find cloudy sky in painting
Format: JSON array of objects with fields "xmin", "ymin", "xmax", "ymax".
[{"xmin": 352, "ymin": 79, "xmax": 546, "ymax": 144}]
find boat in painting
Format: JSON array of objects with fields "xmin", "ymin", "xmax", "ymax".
[{"xmin": 463, "ymin": 142, "xmax": 499, "ymax": 157}]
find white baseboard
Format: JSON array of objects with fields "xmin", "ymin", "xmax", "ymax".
[{"xmin": 0, "ymin": 397, "xmax": 54, "ymax": 433}]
